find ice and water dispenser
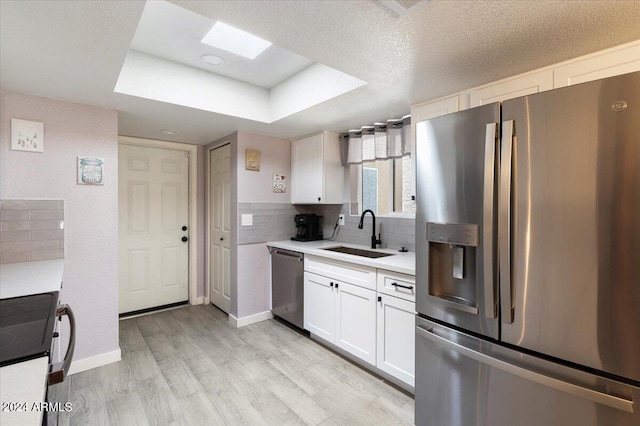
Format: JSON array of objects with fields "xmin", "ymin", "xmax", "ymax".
[{"xmin": 426, "ymin": 222, "xmax": 480, "ymax": 314}]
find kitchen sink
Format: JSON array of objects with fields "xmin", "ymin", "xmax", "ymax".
[{"xmin": 322, "ymin": 246, "xmax": 394, "ymax": 258}]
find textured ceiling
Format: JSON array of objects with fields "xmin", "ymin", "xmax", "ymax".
[{"xmin": 2, "ymin": 0, "xmax": 640, "ymax": 145}]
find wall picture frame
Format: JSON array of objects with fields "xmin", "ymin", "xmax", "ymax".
[
  {"xmin": 273, "ymin": 172, "xmax": 286, "ymax": 193},
  {"xmin": 245, "ymin": 149, "xmax": 260, "ymax": 171},
  {"xmin": 77, "ymin": 156, "xmax": 105, "ymax": 185},
  {"xmin": 11, "ymin": 118, "xmax": 44, "ymax": 152}
]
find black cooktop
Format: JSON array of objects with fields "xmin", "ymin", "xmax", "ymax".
[{"xmin": 0, "ymin": 291, "xmax": 59, "ymax": 366}]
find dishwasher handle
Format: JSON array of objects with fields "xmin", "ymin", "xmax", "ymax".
[{"xmin": 269, "ymin": 248, "xmax": 303, "ymax": 261}]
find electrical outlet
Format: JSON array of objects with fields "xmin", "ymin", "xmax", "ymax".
[{"xmin": 338, "ymin": 214, "xmax": 345, "ymax": 226}]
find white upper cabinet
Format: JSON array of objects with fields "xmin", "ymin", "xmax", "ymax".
[
  {"xmin": 412, "ymin": 41, "xmax": 639, "ymax": 116},
  {"xmin": 553, "ymin": 42, "xmax": 640, "ymax": 88},
  {"xmin": 291, "ymin": 131, "xmax": 343, "ymax": 204},
  {"xmin": 468, "ymin": 69, "xmax": 554, "ymax": 108}
]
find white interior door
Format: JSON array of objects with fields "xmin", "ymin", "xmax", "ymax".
[
  {"xmin": 118, "ymin": 144, "xmax": 189, "ymax": 314},
  {"xmin": 209, "ymin": 145, "xmax": 231, "ymax": 313}
]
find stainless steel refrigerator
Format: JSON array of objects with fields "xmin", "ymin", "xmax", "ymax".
[{"xmin": 415, "ymin": 71, "xmax": 640, "ymax": 426}]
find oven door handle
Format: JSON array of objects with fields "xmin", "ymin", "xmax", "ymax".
[{"xmin": 48, "ymin": 304, "xmax": 75, "ymax": 385}]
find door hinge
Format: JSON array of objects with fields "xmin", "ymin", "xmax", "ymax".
[{"xmin": 185, "ymin": 151, "xmax": 190, "ymax": 158}]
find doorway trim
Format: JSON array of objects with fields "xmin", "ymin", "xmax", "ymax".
[
  {"xmin": 118, "ymin": 136, "xmax": 199, "ymax": 306},
  {"xmin": 206, "ymin": 140, "xmax": 232, "ymax": 306}
]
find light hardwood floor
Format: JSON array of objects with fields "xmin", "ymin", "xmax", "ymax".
[{"xmin": 66, "ymin": 305, "xmax": 415, "ymax": 425}]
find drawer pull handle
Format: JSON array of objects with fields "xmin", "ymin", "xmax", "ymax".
[{"xmin": 391, "ymin": 282, "xmax": 413, "ymax": 291}]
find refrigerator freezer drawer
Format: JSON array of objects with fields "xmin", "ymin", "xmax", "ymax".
[{"xmin": 415, "ymin": 316, "xmax": 639, "ymax": 426}]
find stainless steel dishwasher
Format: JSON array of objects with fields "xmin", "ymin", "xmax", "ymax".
[{"xmin": 269, "ymin": 247, "xmax": 304, "ymax": 329}]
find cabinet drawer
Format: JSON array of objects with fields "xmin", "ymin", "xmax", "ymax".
[
  {"xmin": 377, "ymin": 270, "xmax": 416, "ymax": 302},
  {"xmin": 305, "ymin": 255, "xmax": 377, "ymax": 291}
]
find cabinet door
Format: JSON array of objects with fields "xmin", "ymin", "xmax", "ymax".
[
  {"xmin": 291, "ymin": 134, "xmax": 324, "ymax": 204},
  {"xmin": 553, "ymin": 42, "xmax": 640, "ymax": 88},
  {"xmin": 469, "ymin": 70, "xmax": 553, "ymax": 107},
  {"xmin": 335, "ymin": 282, "xmax": 377, "ymax": 365},
  {"xmin": 303, "ymin": 272, "xmax": 335, "ymax": 342},
  {"xmin": 376, "ymin": 295, "xmax": 415, "ymax": 387}
]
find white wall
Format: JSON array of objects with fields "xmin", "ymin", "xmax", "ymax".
[
  {"xmin": 237, "ymin": 132, "xmax": 291, "ymax": 203},
  {"xmin": 0, "ymin": 91, "xmax": 120, "ymax": 363},
  {"xmin": 235, "ymin": 132, "xmax": 290, "ymax": 318}
]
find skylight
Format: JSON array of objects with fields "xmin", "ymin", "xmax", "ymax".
[{"xmin": 201, "ymin": 21, "xmax": 272, "ymax": 59}]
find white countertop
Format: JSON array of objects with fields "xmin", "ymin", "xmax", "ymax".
[
  {"xmin": 266, "ymin": 240, "xmax": 415, "ymax": 275},
  {"xmin": 0, "ymin": 356, "xmax": 49, "ymax": 426},
  {"xmin": 0, "ymin": 259, "xmax": 64, "ymax": 299}
]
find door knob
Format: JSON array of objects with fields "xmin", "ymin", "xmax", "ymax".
[
  {"xmin": 182, "ymin": 236, "xmax": 188, "ymax": 242},
  {"xmin": 182, "ymin": 225, "xmax": 188, "ymax": 231},
  {"xmin": 220, "ymin": 237, "xmax": 224, "ymax": 241}
]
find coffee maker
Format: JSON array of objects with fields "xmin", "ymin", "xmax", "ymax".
[{"xmin": 291, "ymin": 214, "xmax": 323, "ymax": 241}]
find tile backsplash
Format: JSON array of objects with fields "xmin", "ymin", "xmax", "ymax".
[
  {"xmin": 0, "ymin": 199, "xmax": 65, "ymax": 264},
  {"xmin": 239, "ymin": 202, "xmax": 416, "ymax": 252}
]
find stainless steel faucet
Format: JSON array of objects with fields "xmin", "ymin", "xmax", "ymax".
[{"xmin": 358, "ymin": 209, "xmax": 382, "ymax": 249}]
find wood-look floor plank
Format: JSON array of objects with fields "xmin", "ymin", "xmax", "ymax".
[
  {"xmin": 166, "ymin": 332, "xmax": 207, "ymax": 360},
  {"xmin": 69, "ymin": 385, "xmax": 110, "ymax": 426},
  {"xmin": 228, "ymin": 342, "xmax": 267, "ymax": 365},
  {"xmin": 118, "ymin": 320, "xmax": 148, "ymax": 352},
  {"xmin": 251, "ymin": 392, "xmax": 306, "ymax": 426},
  {"xmin": 193, "ymin": 333, "xmax": 235, "ymax": 364},
  {"xmin": 106, "ymin": 389, "xmax": 150, "ymax": 426},
  {"xmin": 234, "ymin": 327, "xmax": 286, "ymax": 360},
  {"xmin": 366, "ymin": 395, "xmax": 415, "ymax": 425},
  {"xmin": 206, "ymin": 387, "xmax": 268, "ymax": 425},
  {"xmin": 70, "ymin": 365, "xmax": 104, "ymax": 393},
  {"xmin": 181, "ymin": 352, "xmax": 218, "ymax": 377},
  {"xmin": 267, "ymin": 373, "xmax": 332, "ymax": 425},
  {"xmin": 136, "ymin": 374, "xmax": 182, "ymax": 426},
  {"xmin": 313, "ymin": 382, "xmax": 379, "ymax": 425},
  {"xmin": 157, "ymin": 357, "xmax": 202, "ymax": 398},
  {"xmin": 144, "ymin": 333, "xmax": 179, "ymax": 363},
  {"xmin": 123, "ymin": 347, "xmax": 163, "ymax": 382},
  {"xmin": 215, "ymin": 358, "xmax": 272, "ymax": 402},
  {"xmin": 173, "ymin": 391, "xmax": 227, "ymax": 425},
  {"xmin": 192, "ymin": 361, "xmax": 234, "ymax": 394},
  {"xmin": 135, "ymin": 315, "xmax": 163, "ymax": 338},
  {"xmin": 100, "ymin": 355, "xmax": 137, "ymax": 400}
]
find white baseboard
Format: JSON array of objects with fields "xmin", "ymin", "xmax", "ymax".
[
  {"xmin": 204, "ymin": 296, "xmax": 210, "ymax": 305},
  {"xmin": 196, "ymin": 296, "xmax": 205, "ymax": 305},
  {"xmin": 229, "ymin": 310, "xmax": 273, "ymax": 328},
  {"xmin": 68, "ymin": 349, "xmax": 121, "ymax": 375}
]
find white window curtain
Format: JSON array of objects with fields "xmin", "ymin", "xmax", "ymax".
[{"xmin": 341, "ymin": 115, "xmax": 411, "ymax": 165}]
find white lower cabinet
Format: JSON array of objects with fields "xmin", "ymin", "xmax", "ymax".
[
  {"xmin": 304, "ymin": 272, "xmax": 377, "ymax": 366},
  {"xmin": 335, "ymin": 281, "xmax": 377, "ymax": 365},
  {"xmin": 303, "ymin": 256, "xmax": 416, "ymax": 390},
  {"xmin": 303, "ymin": 272, "xmax": 335, "ymax": 342},
  {"xmin": 376, "ymin": 294, "xmax": 416, "ymax": 387}
]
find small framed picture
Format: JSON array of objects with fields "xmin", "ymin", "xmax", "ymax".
[
  {"xmin": 273, "ymin": 173, "xmax": 286, "ymax": 193},
  {"xmin": 245, "ymin": 149, "xmax": 260, "ymax": 171},
  {"xmin": 77, "ymin": 156, "xmax": 105, "ymax": 185},
  {"xmin": 11, "ymin": 119, "xmax": 44, "ymax": 152}
]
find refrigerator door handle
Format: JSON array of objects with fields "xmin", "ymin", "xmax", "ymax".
[
  {"xmin": 499, "ymin": 120, "xmax": 514, "ymax": 323},
  {"xmin": 416, "ymin": 325, "xmax": 634, "ymax": 413},
  {"xmin": 483, "ymin": 122, "xmax": 497, "ymax": 318}
]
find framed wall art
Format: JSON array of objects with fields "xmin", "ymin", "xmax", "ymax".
[
  {"xmin": 11, "ymin": 119, "xmax": 44, "ymax": 152},
  {"xmin": 245, "ymin": 149, "xmax": 260, "ymax": 171},
  {"xmin": 77, "ymin": 156, "xmax": 105, "ymax": 185}
]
